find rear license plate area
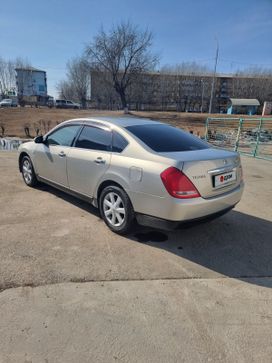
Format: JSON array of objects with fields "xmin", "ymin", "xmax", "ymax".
[{"xmin": 213, "ymin": 170, "xmax": 236, "ymax": 188}]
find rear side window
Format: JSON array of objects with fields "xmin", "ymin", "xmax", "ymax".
[
  {"xmin": 47, "ymin": 125, "xmax": 81, "ymax": 146},
  {"xmin": 126, "ymin": 124, "xmax": 209, "ymax": 152},
  {"xmin": 112, "ymin": 131, "xmax": 128, "ymax": 153},
  {"xmin": 75, "ymin": 126, "xmax": 111, "ymax": 151}
]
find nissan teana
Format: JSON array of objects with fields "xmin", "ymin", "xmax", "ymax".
[{"xmin": 18, "ymin": 117, "xmax": 244, "ymax": 234}]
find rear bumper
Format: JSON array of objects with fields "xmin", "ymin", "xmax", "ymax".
[
  {"xmin": 136, "ymin": 205, "xmax": 235, "ymax": 231},
  {"xmin": 130, "ymin": 183, "xmax": 244, "ymax": 223}
]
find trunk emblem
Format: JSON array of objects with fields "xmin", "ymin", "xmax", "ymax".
[
  {"xmin": 192, "ymin": 175, "xmax": 206, "ymax": 179},
  {"xmin": 223, "ymin": 159, "xmax": 227, "ymax": 165}
]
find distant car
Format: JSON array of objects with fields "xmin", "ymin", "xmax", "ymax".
[
  {"xmin": 55, "ymin": 99, "xmax": 81, "ymax": 109},
  {"xmin": 47, "ymin": 97, "xmax": 55, "ymax": 108},
  {"xmin": 0, "ymin": 99, "xmax": 12, "ymax": 107},
  {"xmin": 18, "ymin": 117, "xmax": 244, "ymax": 234}
]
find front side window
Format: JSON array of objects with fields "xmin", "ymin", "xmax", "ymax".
[
  {"xmin": 47, "ymin": 125, "xmax": 81, "ymax": 146},
  {"xmin": 75, "ymin": 126, "xmax": 111, "ymax": 151}
]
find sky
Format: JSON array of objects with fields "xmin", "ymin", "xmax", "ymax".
[{"xmin": 1, "ymin": 0, "xmax": 272, "ymax": 97}]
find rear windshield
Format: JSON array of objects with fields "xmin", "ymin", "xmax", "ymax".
[{"xmin": 125, "ymin": 124, "xmax": 209, "ymax": 152}]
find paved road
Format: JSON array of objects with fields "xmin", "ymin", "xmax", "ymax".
[{"xmin": 0, "ymin": 151, "xmax": 272, "ymax": 362}]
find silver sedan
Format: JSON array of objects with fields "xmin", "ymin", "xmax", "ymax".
[{"xmin": 18, "ymin": 117, "xmax": 244, "ymax": 234}]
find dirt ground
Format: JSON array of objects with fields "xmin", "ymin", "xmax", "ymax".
[{"xmin": 0, "ymin": 107, "xmax": 258, "ymax": 138}]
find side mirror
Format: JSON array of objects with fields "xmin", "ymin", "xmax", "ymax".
[{"xmin": 34, "ymin": 135, "xmax": 44, "ymax": 144}]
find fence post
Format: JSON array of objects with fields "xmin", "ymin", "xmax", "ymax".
[
  {"xmin": 205, "ymin": 118, "xmax": 209, "ymax": 141},
  {"xmin": 235, "ymin": 118, "xmax": 243, "ymax": 152},
  {"xmin": 253, "ymin": 118, "xmax": 263, "ymax": 157}
]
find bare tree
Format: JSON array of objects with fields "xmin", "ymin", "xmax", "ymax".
[
  {"xmin": 57, "ymin": 57, "xmax": 90, "ymax": 108},
  {"xmin": 0, "ymin": 122, "xmax": 6, "ymax": 137},
  {"xmin": 161, "ymin": 62, "xmax": 212, "ymax": 76},
  {"xmin": 0, "ymin": 57, "xmax": 31, "ymax": 97},
  {"xmin": 0, "ymin": 58, "xmax": 15, "ymax": 96},
  {"xmin": 86, "ymin": 21, "xmax": 158, "ymax": 112},
  {"xmin": 67, "ymin": 57, "xmax": 90, "ymax": 108},
  {"xmin": 57, "ymin": 80, "xmax": 77, "ymax": 101},
  {"xmin": 23, "ymin": 123, "xmax": 31, "ymax": 138},
  {"xmin": 235, "ymin": 66, "xmax": 272, "ymax": 77},
  {"xmin": 33, "ymin": 122, "xmax": 41, "ymax": 136}
]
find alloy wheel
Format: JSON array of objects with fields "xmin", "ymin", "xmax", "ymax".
[
  {"xmin": 103, "ymin": 192, "xmax": 126, "ymax": 227},
  {"xmin": 22, "ymin": 159, "xmax": 33, "ymax": 184}
]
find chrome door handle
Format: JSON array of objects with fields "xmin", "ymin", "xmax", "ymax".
[
  {"xmin": 58, "ymin": 151, "xmax": 66, "ymax": 157},
  {"xmin": 94, "ymin": 157, "xmax": 106, "ymax": 164}
]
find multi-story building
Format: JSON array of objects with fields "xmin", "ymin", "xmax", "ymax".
[
  {"xmin": 90, "ymin": 70, "xmax": 272, "ymax": 113},
  {"xmin": 15, "ymin": 67, "xmax": 47, "ymax": 106}
]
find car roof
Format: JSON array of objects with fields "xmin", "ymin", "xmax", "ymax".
[{"xmin": 66, "ymin": 116, "xmax": 163, "ymax": 128}]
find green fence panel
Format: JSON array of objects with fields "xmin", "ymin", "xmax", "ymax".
[{"xmin": 205, "ymin": 117, "xmax": 272, "ymax": 161}]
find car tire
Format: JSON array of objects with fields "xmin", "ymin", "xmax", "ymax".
[
  {"xmin": 21, "ymin": 155, "xmax": 38, "ymax": 187},
  {"xmin": 99, "ymin": 185, "xmax": 135, "ymax": 235}
]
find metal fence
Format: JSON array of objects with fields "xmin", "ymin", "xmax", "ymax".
[
  {"xmin": 0, "ymin": 138, "xmax": 23, "ymax": 151},
  {"xmin": 205, "ymin": 117, "xmax": 272, "ymax": 161}
]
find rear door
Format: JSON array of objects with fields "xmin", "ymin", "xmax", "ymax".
[
  {"xmin": 67, "ymin": 125, "xmax": 112, "ymax": 197},
  {"xmin": 34, "ymin": 124, "xmax": 81, "ymax": 187}
]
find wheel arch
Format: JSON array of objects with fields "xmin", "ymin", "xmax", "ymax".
[{"xmin": 97, "ymin": 180, "xmax": 126, "ymax": 203}]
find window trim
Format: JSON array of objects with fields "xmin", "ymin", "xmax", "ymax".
[
  {"xmin": 45, "ymin": 122, "xmax": 130, "ymax": 153},
  {"xmin": 45, "ymin": 124, "xmax": 83, "ymax": 147}
]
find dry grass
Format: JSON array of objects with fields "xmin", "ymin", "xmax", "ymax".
[
  {"xmin": 0, "ymin": 107, "xmax": 265, "ymax": 138},
  {"xmin": 0, "ymin": 108, "xmax": 123, "ymax": 138}
]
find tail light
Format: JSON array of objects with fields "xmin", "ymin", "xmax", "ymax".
[{"xmin": 160, "ymin": 167, "xmax": 200, "ymax": 199}]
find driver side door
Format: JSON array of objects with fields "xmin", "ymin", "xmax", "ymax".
[{"xmin": 34, "ymin": 124, "xmax": 81, "ymax": 187}]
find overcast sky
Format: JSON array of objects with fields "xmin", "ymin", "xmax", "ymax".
[{"xmin": 1, "ymin": 0, "xmax": 271, "ymax": 96}]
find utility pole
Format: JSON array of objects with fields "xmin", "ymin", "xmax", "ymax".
[
  {"xmin": 201, "ymin": 79, "xmax": 205, "ymax": 113},
  {"xmin": 209, "ymin": 38, "xmax": 219, "ymax": 114}
]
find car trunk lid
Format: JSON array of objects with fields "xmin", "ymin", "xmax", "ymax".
[{"xmin": 160, "ymin": 148, "xmax": 242, "ymax": 198}]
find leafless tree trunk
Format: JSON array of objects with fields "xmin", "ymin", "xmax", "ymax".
[
  {"xmin": 33, "ymin": 122, "xmax": 41, "ymax": 136},
  {"xmin": 23, "ymin": 123, "xmax": 31, "ymax": 137},
  {"xmin": 0, "ymin": 122, "xmax": 6, "ymax": 137}
]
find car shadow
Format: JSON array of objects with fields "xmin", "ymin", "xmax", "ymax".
[
  {"xmin": 131, "ymin": 210, "xmax": 272, "ymax": 288},
  {"xmin": 36, "ymin": 183, "xmax": 272, "ymax": 288},
  {"xmin": 36, "ymin": 183, "xmax": 100, "ymax": 217}
]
